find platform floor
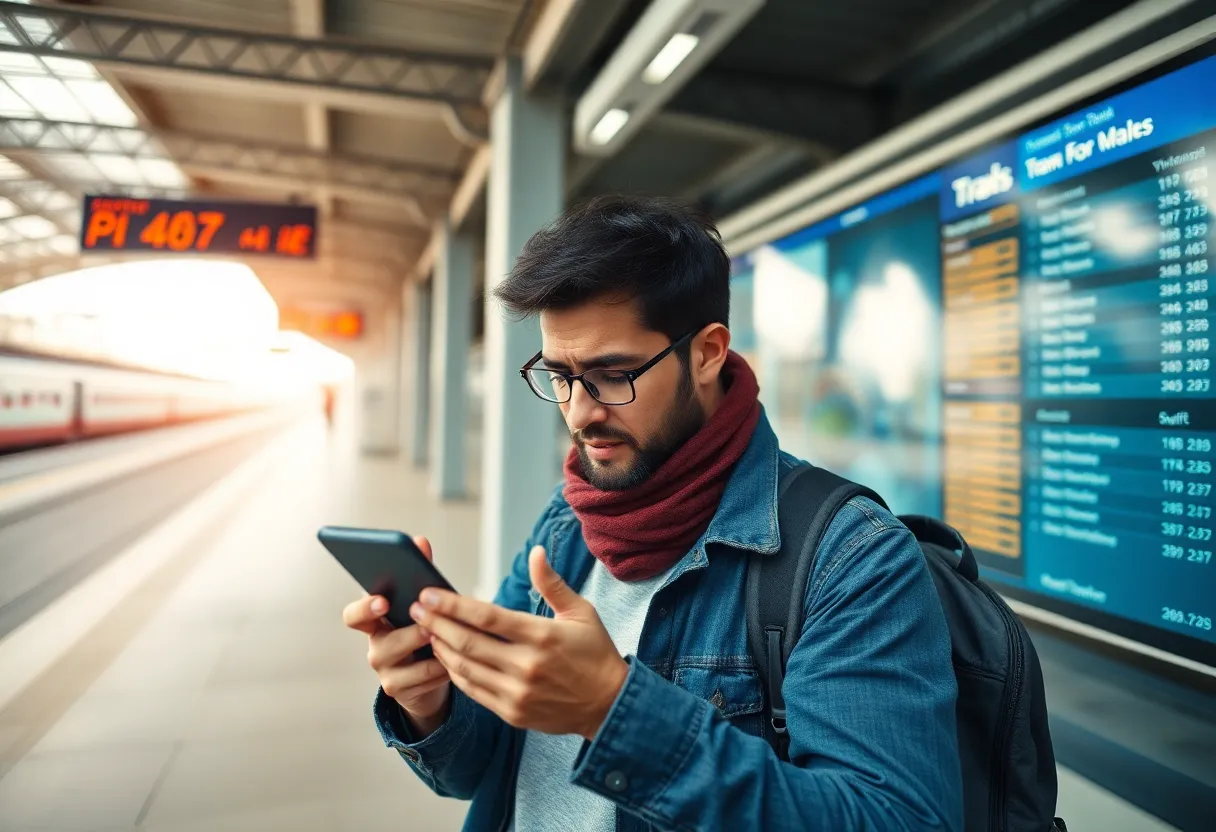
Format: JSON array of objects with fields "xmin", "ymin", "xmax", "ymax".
[
  {"xmin": 0, "ymin": 416, "xmax": 476, "ymax": 831},
  {"xmin": 0, "ymin": 413, "xmax": 1182, "ymax": 831}
]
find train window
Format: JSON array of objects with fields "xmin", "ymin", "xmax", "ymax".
[
  {"xmin": 1, "ymin": 394, "xmax": 10, "ymax": 408},
  {"xmin": 21, "ymin": 393, "xmax": 32, "ymax": 407}
]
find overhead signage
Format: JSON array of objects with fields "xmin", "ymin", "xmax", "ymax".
[
  {"xmin": 278, "ymin": 305, "xmax": 364, "ymax": 340},
  {"xmin": 80, "ymin": 195, "xmax": 317, "ymax": 259}
]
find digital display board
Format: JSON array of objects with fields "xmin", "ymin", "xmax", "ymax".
[
  {"xmin": 278, "ymin": 305, "xmax": 364, "ymax": 340},
  {"xmin": 732, "ymin": 43, "xmax": 1216, "ymax": 668},
  {"xmin": 80, "ymin": 195, "xmax": 317, "ymax": 259}
]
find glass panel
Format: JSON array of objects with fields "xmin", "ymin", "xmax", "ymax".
[
  {"xmin": 7, "ymin": 215, "xmax": 58, "ymax": 240},
  {"xmin": 41, "ymin": 56, "xmax": 99, "ymax": 80},
  {"xmin": 38, "ymin": 190, "xmax": 78, "ymax": 211},
  {"xmin": 68, "ymin": 79, "xmax": 137, "ymax": 126},
  {"xmin": 0, "ymin": 53, "xmax": 42, "ymax": 73},
  {"xmin": 0, "ymin": 156, "xmax": 29, "ymax": 180},
  {"xmin": 0, "ymin": 83, "xmax": 36, "ymax": 117},
  {"xmin": 38, "ymin": 155, "xmax": 100, "ymax": 184},
  {"xmin": 7, "ymin": 77, "xmax": 90, "ymax": 121},
  {"xmin": 47, "ymin": 234, "xmax": 76, "ymax": 255},
  {"xmin": 19, "ymin": 17, "xmax": 56, "ymax": 42},
  {"xmin": 90, "ymin": 154, "xmax": 143, "ymax": 185},
  {"xmin": 135, "ymin": 157, "xmax": 188, "ymax": 188}
]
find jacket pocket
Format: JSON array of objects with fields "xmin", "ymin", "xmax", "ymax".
[{"xmin": 672, "ymin": 664, "xmax": 765, "ymax": 724}]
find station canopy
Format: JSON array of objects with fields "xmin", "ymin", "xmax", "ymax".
[{"xmin": 0, "ymin": 0, "xmax": 1181, "ymax": 297}]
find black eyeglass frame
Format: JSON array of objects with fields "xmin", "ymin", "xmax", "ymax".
[{"xmin": 519, "ymin": 329, "xmax": 697, "ymax": 406}]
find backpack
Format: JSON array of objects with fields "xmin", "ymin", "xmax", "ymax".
[{"xmin": 745, "ymin": 463, "xmax": 1067, "ymax": 832}]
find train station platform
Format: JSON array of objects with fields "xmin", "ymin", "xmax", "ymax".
[
  {"xmin": 0, "ymin": 412, "xmax": 1187, "ymax": 832},
  {"xmin": 0, "ymin": 414, "xmax": 478, "ymax": 831}
]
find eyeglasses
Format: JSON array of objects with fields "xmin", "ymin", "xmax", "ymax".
[{"xmin": 520, "ymin": 330, "xmax": 696, "ymax": 405}]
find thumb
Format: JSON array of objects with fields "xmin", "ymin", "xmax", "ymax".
[{"xmin": 529, "ymin": 546, "xmax": 582, "ymax": 616}]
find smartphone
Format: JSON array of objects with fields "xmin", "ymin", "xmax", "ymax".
[{"xmin": 318, "ymin": 525, "xmax": 455, "ymax": 658}]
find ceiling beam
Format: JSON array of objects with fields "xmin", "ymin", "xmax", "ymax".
[
  {"xmin": 291, "ymin": 0, "xmax": 334, "ymax": 216},
  {"xmin": 0, "ymin": 1, "xmax": 493, "ymax": 139},
  {"xmin": 667, "ymin": 69, "xmax": 883, "ymax": 153},
  {"xmin": 0, "ymin": 118, "xmax": 457, "ymax": 222},
  {"xmin": 411, "ymin": 0, "xmax": 610, "ymax": 279}
]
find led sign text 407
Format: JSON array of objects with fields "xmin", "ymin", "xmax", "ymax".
[{"xmin": 80, "ymin": 196, "xmax": 317, "ymax": 259}]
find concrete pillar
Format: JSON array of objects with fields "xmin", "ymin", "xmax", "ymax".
[
  {"xmin": 359, "ymin": 300, "xmax": 403, "ymax": 456},
  {"xmin": 430, "ymin": 220, "xmax": 474, "ymax": 499},
  {"xmin": 406, "ymin": 279, "xmax": 432, "ymax": 468},
  {"xmin": 479, "ymin": 56, "xmax": 565, "ymax": 599}
]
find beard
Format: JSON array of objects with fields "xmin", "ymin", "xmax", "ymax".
[{"xmin": 573, "ymin": 368, "xmax": 706, "ymax": 491}]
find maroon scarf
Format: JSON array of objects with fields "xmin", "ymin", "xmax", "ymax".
[{"xmin": 562, "ymin": 351, "xmax": 761, "ymax": 581}]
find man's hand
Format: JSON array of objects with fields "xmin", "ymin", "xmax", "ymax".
[
  {"xmin": 410, "ymin": 546, "xmax": 628, "ymax": 742},
  {"xmin": 342, "ymin": 535, "xmax": 452, "ymax": 738}
]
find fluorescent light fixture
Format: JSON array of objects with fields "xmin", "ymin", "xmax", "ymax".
[
  {"xmin": 643, "ymin": 32, "xmax": 700, "ymax": 84},
  {"xmin": 572, "ymin": 0, "xmax": 766, "ymax": 155},
  {"xmin": 590, "ymin": 108, "xmax": 630, "ymax": 145}
]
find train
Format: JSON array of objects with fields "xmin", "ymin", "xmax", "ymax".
[{"xmin": 0, "ymin": 350, "xmax": 282, "ymax": 451}]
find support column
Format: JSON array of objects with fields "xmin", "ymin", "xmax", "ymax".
[
  {"xmin": 407, "ymin": 279, "xmax": 432, "ymax": 468},
  {"xmin": 359, "ymin": 300, "xmax": 403, "ymax": 456},
  {"xmin": 430, "ymin": 220, "xmax": 474, "ymax": 498},
  {"xmin": 479, "ymin": 56, "xmax": 565, "ymax": 599}
]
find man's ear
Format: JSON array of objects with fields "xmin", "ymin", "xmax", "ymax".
[{"xmin": 693, "ymin": 323, "xmax": 731, "ymax": 387}]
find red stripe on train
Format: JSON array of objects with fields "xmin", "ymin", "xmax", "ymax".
[{"xmin": 0, "ymin": 424, "xmax": 73, "ymax": 446}]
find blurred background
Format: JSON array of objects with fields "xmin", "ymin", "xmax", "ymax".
[{"xmin": 0, "ymin": 0, "xmax": 1214, "ymax": 830}]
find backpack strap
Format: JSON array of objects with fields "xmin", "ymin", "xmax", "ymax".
[{"xmin": 746, "ymin": 464, "xmax": 887, "ymax": 761}]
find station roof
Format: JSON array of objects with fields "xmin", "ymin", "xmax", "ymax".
[{"xmin": 0, "ymin": 0, "xmax": 1202, "ymax": 308}]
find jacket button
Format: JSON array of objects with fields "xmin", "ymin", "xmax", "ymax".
[
  {"xmin": 605, "ymin": 770, "xmax": 628, "ymax": 792},
  {"xmin": 710, "ymin": 690, "xmax": 725, "ymax": 711}
]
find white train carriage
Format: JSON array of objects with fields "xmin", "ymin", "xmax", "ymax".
[
  {"xmin": 0, "ymin": 352, "xmax": 278, "ymax": 451},
  {"xmin": 0, "ymin": 353, "xmax": 76, "ymax": 446}
]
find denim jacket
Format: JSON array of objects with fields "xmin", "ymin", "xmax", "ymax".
[{"xmin": 373, "ymin": 410, "xmax": 964, "ymax": 831}]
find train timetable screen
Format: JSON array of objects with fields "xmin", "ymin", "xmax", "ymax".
[{"xmin": 734, "ymin": 45, "xmax": 1216, "ymax": 666}]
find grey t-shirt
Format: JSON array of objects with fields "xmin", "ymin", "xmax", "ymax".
[{"xmin": 512, "ymin": 558, "xmax": 675, "ymax": 832}]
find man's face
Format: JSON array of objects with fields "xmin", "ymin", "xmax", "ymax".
[{"xmin": 539, "ymin": 299, "xmax": 706, "ymax": 491}]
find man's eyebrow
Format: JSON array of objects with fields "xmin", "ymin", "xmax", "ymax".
[{"xmin": 540, "ymin": 352, "xmax": 645, "ymax": 371}]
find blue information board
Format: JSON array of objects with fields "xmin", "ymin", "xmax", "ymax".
[{"xmin": 734, "ymin": 44, "xmax": 1216, "ymax": 667}]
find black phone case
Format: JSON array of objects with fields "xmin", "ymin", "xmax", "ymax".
[{"xmin": 317, "ymin": 526, "xmax": 456, "ymax": 659}]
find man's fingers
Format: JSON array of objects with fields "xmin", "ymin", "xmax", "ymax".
[
  {"xmin": 415, "ymin": 590, "xmax": 539, "ymax": 642},
  {"xmin": 343, "ymin": 595, "xmax": 389, "ymax": 634},
  {"xmin": 412, "ymin": 606, "xmax": 523, "ymax": 671},
  {"xmin": 431, "ymin": 639, "xmax": 520, "ymax": 722},
  {"xmin": 368, "ymin": 623, "xmax": 432, "ymax": 668},
  {"xmin": 379, "ymin": 658, "xmax": 450, "ymax": 699},
  {"xmin": 414, "ymin": 535, "xmax": 433, "ymax": 562}
]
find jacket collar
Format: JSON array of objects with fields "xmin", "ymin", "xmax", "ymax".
[{"xmin": 700, "ymin": 405, "xmax": 782, "ymax": 556}]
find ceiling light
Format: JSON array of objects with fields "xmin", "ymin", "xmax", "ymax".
[
  {"xmin": 643, "ymin": 33, "xmax": 700, "ymax": 84},
  {"xmin": 572, "ymin": 0, "xmax": 765, "ymax": 155},
  {"xmin": 590, "ymin": 109, "xmax": 630, "ymax": 145}
]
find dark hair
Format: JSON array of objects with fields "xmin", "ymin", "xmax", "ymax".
[{"xmin": 493, "ymin": 194, "xmax": 731, "ymax": 346}]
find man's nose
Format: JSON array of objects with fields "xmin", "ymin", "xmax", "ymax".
[{"xmin": 565, "ymin": 380, "xmax": 607, "ymax": 431}]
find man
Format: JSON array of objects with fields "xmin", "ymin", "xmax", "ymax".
[{"xmin": 344, "ymin": 196, "xmax": 963, "ymax": 831}]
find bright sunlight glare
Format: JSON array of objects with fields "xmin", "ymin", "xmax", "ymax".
[{"xmin": 0, "ymin": 258, "xmax": 353, "ymax": 390}]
